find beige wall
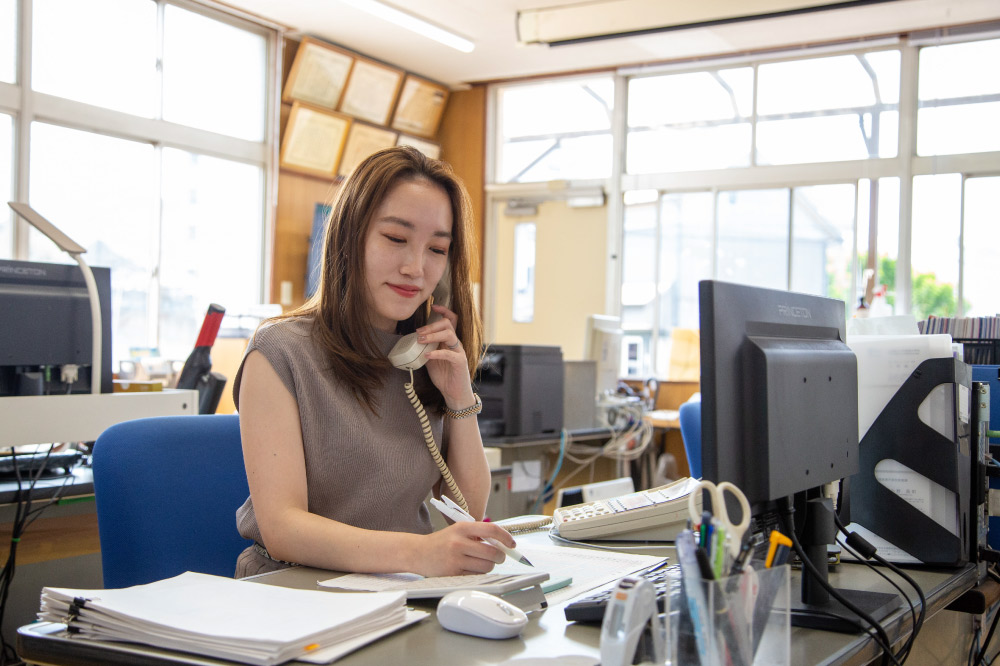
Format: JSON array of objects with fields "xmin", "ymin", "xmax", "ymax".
[{"xmin": 493, "ymin": 200, "xmax": 607, "ymax": 359}]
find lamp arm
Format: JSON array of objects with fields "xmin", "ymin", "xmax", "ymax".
[{"xmin": 72, "ymin": 254, "xmax": 102, "ymax": 395}]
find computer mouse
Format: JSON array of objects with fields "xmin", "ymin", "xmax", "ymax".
[{"xmin": 436, "ymin": 590, "xmax": 528, "ymax": 639}]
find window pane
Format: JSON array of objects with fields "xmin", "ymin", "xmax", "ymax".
[
  {"xmin": 758, "ymin": 54, "xmax": 882, "ymax": 114},
  {"xmin": 873, "ymin": 177, "xmax": 900, "ymax": 313},
  {"xmin": 505, "ymin": 134, "xmax": 612, "ymax": 183},
  {"xmin": 628, "ymin": 68, "xmax": 753, "ymax": 125},
  {"xmin": 621, "ymin": 201, "xmax": 657, "ymax": 331},
  {"xmin": 627, "ymin": 68, "xmax": 752, "ymax": 174},
  {"xmin": 963, "ymin": 177, "xmax": 1000, "ymax": 318},
  {"xmin": 627, "ymin": 123, "xmax": 751, "ymax": 174},
  {"xmin": 917, "ymin": 102, "xmax": 1000, "ymax": 156},
  {"xmin": 32, "ymin": 0, "xmax": 157, "ymax": 117},
  {"xmin": 0, "ymin": 113, "xmax": 11, "ymax": 258},
  {"xmin": 756, "ymin": 52, "xmax": 898, "ymax": 165},
  {"xmin": 757, "ymin": 115, "xmax": 876, "ymax": 165},
  {"xmin": 717, "ymin": 189, "xmax": 789, "ymax": 290},
  {"xmin": 163, "ymin": 6, "xmax": 266, "ymax": 141},
  {"xmin": 498, "ymin": 76, "xmax": 613, "ymax": 183},
  {"xmin": 657, "ymin": 192, "xmax": 713, "ymax": 378},
  {"xmin": 918, "ymin": 39, "xmax": 1000, "ymax": 157},
  {"xmin": 29, "ymin": 122, "xmax": 157, "ymax": 363},
  {"xmin": 919, "ymin": 39, "xmax": 1000, "ymax": 100},
  {"xmin": 790, "ymin": 183, "xmax": 856, "ymax": 303},
  {"xmin": 512, "ymin": 222, "xmax": 536, "ymax": 323},
  {"xmin": 0, "ymin": 0, "xmax": 15, "ymax": 83},
  {"xmin": 621, "ymin": 200, "xmax": 657, "ymax": 377},
  {"xmin": 911, "ymin": 174, "xmax": 961, "ymax": 321},
  {"xmin": 159, "ymin": 148, "xmax": 263, "ymax": 360},
  {"xmin": 659, "ymin": 192, "xmax": 713, "ymax": 331}
]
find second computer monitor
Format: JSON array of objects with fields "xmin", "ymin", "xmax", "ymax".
[{"xmin": 698, "ymin": 279, "xmax": 858, "ymax": 509}]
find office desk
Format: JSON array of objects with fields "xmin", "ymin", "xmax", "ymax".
[{"xmin": 15, "ymin": 530, "xmax": 990, "ymax": 666}]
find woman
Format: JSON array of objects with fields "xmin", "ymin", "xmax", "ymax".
[{"xmin": 234, "ymin": 146, "xmax": 515, "ymax": 578}]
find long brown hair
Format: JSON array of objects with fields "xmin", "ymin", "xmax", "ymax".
[{"xmin": 274, "ymin": 146, "xmax": 483, "ymax": 411}]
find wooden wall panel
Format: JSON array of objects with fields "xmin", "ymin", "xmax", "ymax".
[
  {"xmin": 437, "ymin": 85, "xmax": 486, "ymax": 283},
  {"xmin": 270, "ymin": 171, "xmax": 338, "ymax": 307}
]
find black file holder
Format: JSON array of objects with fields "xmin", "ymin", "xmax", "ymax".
[{"xmin": 848, "ymin": 357, "xmax": 972, "ymax": 566}]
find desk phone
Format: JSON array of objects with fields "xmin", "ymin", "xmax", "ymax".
[{"xmin": 553, "ymin": 477, "xmax": 700, "ymax": 541}]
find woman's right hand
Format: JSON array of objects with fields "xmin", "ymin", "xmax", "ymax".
[{"xmin": 414, "ymin": 521, "xmax": 519, "ymax": 577}]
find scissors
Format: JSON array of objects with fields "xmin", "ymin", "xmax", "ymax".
[{"xmin": 686, "ymin": 480, "xmax": 751, "ymax": 559}]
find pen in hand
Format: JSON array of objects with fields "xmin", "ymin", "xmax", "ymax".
[{"xmin": 429, "ymin": 497, "xmax": 535, "ymax": 567}]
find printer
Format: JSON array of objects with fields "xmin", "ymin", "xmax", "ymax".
[{"xmin": 475, "ymin": 345, "xmax": 564, "ymax": 437}]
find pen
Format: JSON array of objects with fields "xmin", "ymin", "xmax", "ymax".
[{"xmin": 429, "ymin": 497, "xmax": 535, "ymax": 567}]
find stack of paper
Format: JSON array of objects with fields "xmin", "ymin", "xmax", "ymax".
[{"xmin": 38, "ymin": 572, "xmax": 412, "ymax": 666}]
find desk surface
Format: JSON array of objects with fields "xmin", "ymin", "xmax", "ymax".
[{"xmin": 17, "ymin": 531, "xmax": 982, "ymax": 666}]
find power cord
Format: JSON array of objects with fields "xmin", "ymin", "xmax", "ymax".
[
  {"xmin": 833, "ymin": 513, "xmax": 925, "ymax": 664},
  {"xmin": 780, "ymin": 496, "xmax": 897, "ymax": 666},
  {"xmin": 0, "ymin": 445, "xmax": 78, "ymax": 666}
]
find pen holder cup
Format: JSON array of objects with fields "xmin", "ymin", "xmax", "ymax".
[{"xmin": 669, "ymin": 564, "xmax": 790, "ymax": 666}]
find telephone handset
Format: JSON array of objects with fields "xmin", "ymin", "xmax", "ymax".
[
  {"xmin": 386, "ymin": 266, "xmax": 469, "ymax": 512},
  {"xmin": 387, "ymin": 265, "xmax": 452, "ymax": 371}
]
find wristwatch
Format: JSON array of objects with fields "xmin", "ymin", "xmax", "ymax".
[{"xmin": 444, "ymin": 393, "xmax": 482, "ymax": 419}]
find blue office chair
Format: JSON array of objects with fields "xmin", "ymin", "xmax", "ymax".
[
  {"xmin": 92, "ymin": 414, "xmax": 252, "ymax": 588},
  {"xmin": 678, "ymin": 400, "xmax": 702, "ymax": 479}
]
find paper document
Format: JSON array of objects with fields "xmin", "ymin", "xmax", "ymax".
[
  {"xmin": 298, "ymin": 609, "xmax": 428, "ymax": 664},
  {"xmin": 319, "ymin": 571, "xmax": 549, "ymax": 599},
  {"xmin": 38, "ymin": 572, "xmax": 408, "ymax": 666},
  {"xmin": 493, "ymin": 543, "xmax": 666, "ymax": 606}
]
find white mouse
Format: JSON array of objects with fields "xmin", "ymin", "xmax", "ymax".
[{"xmin": 436, "ymin": 590, "xmax": 528, "ymax": 639}]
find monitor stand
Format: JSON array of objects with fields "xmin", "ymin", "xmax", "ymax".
[{"xmin": 790, "ymin": 497, "xmax": 900, "ymax": 633}]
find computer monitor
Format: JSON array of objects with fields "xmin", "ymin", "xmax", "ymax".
[
  {"xmin": 698, "ymin": 279, "xmax": 897, "ymax": 631},
  {"xmin": 0, "ymin": 259, "xmax": 112, "ymax": 396},
  {"xmin": 583, "ymin": 314, "xmax": 622, "ymax": 398}
]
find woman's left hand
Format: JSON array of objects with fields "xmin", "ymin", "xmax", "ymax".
[{"xmin": 418, "ymin": 304, "xmax": 475, "ymax": 409}]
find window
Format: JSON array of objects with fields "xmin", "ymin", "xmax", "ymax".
[
  {"xmin": 911, "ymin": 174, "xmax": 961, "ymax": 321},
  {"xmin": 0, "ymin": 0, "xmax": 14, "ymax": 84},
  {"xmin": 918, "ymin": 38, "xmax": 1000, "ymax": 156},
  {"xmin": 8, "ymin": 1, "xmax": 274, "ymax": 366},
  {"xmin": 512, "ymin": 222, "xmax": 536, "ymax": 323},
  {"xmin": 496, "ymin": 76, "xmax": 614, "ymax": 183},
  {"xmin": 963, "ymin": 177, "xmax": 1000, "ymax": 317},
  {"xmin": 32, "ymin": 0, "xmax": 158, "ymax": 117},
  {"xmin": 627, "ymin": 68, "xmax": 753, "ymax": 174},
  {"xmin": 489, "ymin": 30, "xmax": 1000, "ymax": 377},
  {"xmin": 756, "ymin": 51, "xmax": 900, "ymax": 164},
  {"xmin": 0, "ymin": 113, "xmax": 11, "ymax": 259},
  {"xmin": 162, "ymin": 5, "xmax": 267, "ymax": 141}
]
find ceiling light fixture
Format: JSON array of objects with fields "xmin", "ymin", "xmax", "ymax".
[
  {"xmin": 341, "ymin": 0, "xmax": 474, "ymax": 53},
  {"xmin": 517, "ymin": 0, "xmax": 901, "ymax": 46}
]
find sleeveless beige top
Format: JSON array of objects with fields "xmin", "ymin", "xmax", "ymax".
[{"xmin": 232, "ymin": 316, "xmax": 446, "ymax": 558}]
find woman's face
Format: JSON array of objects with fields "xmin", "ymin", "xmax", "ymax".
[{"xmin": 363, "ymin": 177, "xmax": 453, "ymax": 332}]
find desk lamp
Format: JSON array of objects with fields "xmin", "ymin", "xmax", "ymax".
[{"xmin": 7, "ymin": 202, "xmax": 102, "ymax": 395}]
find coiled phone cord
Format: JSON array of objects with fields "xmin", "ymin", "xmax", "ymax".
[{"xmin": 405, "ymin": 368, "xmax": 469, "ymax": 513}]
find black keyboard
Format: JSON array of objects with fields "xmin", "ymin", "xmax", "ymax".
[{"xmin": 564, "ymin": 563, "xmax": 680, "ymax": 623}]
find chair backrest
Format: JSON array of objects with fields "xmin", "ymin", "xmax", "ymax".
[
  {"xmin": 92, "ymin": 414, "xmax": 252, "ymax": 588},
  {"xmin": 678, "ymin": 400, "xmax": 702, "ymax": 479}
]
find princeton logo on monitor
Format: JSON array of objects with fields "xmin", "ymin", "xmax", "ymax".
[{"xmin": 777, "ymin": 304, "xmax": 811, "ymax": 319}]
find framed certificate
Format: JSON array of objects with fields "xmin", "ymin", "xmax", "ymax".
[
  {"xmin": 391, "ymin": 75, "xmax": 449, "ymax": 138},
  {"xmin": 282, "ymin": 37, "xmax": 354, "ymax": 109},
  {"xmin": 279, "ymin": 102, "xmax": 352, "ymax": 180},
  {"xmin": 396, "ymin": 134, "xmax": 441, "ymax": 160},
  {"xmin": 338, "ymin": 123, "xmax": 399, "ymax": 178},
  {"xmin": 337, "ymin": 57, "xmax": 404, "ymax": 126}
]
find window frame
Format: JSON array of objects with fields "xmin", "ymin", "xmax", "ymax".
[{"xmin": 1, "ymin": 0, "xmax": 281, "ymax": 354}]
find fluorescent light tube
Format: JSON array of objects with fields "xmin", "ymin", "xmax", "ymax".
[{"xmin": 341, "ymin": 0, "xmax": 474, "ymax": 53}]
